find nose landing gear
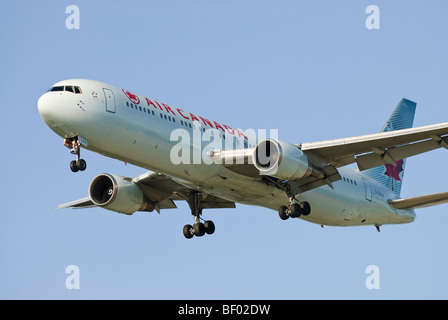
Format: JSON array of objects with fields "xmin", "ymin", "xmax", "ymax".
[{"xmin": 64, "ymin": 137, "xmax": 87, "ymax": 172}]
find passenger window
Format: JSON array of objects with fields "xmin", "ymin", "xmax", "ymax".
[{"xmin": 65, "ymin": 86, "xmax": 74, "ymax": 93}]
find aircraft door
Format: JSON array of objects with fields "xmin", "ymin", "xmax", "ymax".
[
  {"xmin": 362, "ymin": 178, "xmax": 372, "ymax": 201},
  {"xmin": 103, "ymin": 88, "xmax": 116, "ymax": 113}
]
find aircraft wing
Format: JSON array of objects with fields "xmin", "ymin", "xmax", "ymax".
[
  {"xmin": 217, "ymin": 122, "xmax": 447, "ymax": 194},
  {"xmin": 56, "ymin": 197, "xmax": 94, "ymax": 209},
  {"xmin": 57, "ymin": 171, "xmax": 235, "ymax": 213},
  {"xmin": 299, "ymin": 122, "xmax": 448, "ymax": 170},
  {"xmin": 132, "ymin": 171, "xmax": 236, "ymax": 212},
  {"xmin": 388, "ymin": 192, "xmax": 448, "ymax": 210}
]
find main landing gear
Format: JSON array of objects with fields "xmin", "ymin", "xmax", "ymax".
[
  {"xmin": 65, "ymin": 137, "xmax": 87, "ymax": 173},
  {"xmin": 183, "ymin": 191, "xmax": 215, "ymax": 239},
  {"xmin": 278, "ymin": 198, "xmax": 311, "ymax": 220},
  {"xmin": 277, "ymin": 181, "xmax": 311, "ymax": 220}
]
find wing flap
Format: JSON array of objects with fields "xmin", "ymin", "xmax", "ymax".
[
  {"xmin": 356, "ymin": 136, "xmax": 447, "ymax": 171},
  {"xmin": 134, "ymin": 171, "xmax": 236, "ymax": 211},
  {"xmin": 388, "ymin": 192, "xmax": 448, "ymax": 210}
]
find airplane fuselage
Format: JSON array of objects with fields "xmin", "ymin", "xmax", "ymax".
[{"xmin": 37, "ymin": 79, "xmax": 416, "ymax": 227}]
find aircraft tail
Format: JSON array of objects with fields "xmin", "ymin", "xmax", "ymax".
[{"xmin": 361, "ymin": 98, "xmax": 417, "ymax": 197}]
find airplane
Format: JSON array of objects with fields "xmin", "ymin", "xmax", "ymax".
[{"xmin": 37, "ymin": 79, "xmax": 448, "ymax": 238}]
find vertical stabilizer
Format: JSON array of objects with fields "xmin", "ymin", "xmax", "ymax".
[{"xmin": 361, "ymin": 98, "xmax": 417, "ymax": 196}]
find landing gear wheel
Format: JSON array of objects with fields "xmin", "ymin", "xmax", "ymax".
[
  {"xmin": 183, "ymin": 224, "xmax": 194, "ymax": 239},
  {"xmin": 278, "ymin": 181, "xmax": 312, "ymax": 221},
  {"xmin": 194, "ymin": 223, "xmax": 206, "ymax": 237},
  {"xmin": 289, "ymin": 203, "xmax": 302, "ymax": 218},
  {"xmin": 204, "ymin": 220, "xmax": 215, "ymax": 235},
  {"xmin": 279, "ymin": 205, "xmax": 289, "ymax": 220},
  {"xmin": 278, "ymin": 200, "xmax": 311, "ymax": 220},
  {"xmin": 76, "ymin": 159, "xmax": 87, "ymax": 171},
  {"xmin": 300, "ymin": 201, "xmax": 311, "ymax": 216},
  {"xmin": 183, "ymin": 192, "xmax": 217, "ymax": 239},
  {"xmin": 70, "ymin": 160, "xmax": 79, "ymax": 172}
]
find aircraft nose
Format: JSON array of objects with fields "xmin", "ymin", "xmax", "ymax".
[{"xmin": 37, "ymin": 93, "xmax": 65, "ymax": 127}]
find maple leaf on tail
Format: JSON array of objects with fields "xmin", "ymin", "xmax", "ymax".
[{"xmin": 384, "ymin": 160, "xmax": 404, "ymax": 191}]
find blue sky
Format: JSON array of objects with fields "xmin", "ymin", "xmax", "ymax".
[{"xmin": 0, "ymin": 1, "xmax": 447, "ymax": 299}]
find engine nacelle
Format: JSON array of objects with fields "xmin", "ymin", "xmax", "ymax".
[
  {"xmin": 89, "ymin": 173, "xmax": 154, "ymax": 215},
  {"xmin": 253, "ymin": 139, "xmax": 315, "ymax": 180}
]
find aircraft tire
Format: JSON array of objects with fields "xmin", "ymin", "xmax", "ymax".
[
  {"xmin": 183, "ymin": 224, "xmax": 194, "ymax": 239},
  {"xmin": 204, "ymin": 220, "xmax": 215, "ymax": 235},
  {"xmin": 300, "ymin": 201, "xmax": 311, "ymax": 216},
  {"xmin": 279, "ymin": 205, "xmax": 289, "ymax": 220},
  {"xmin": 70, "ymin": 160, "xmax": 79, "ymax": 172},
  {"xmin": 77, "ymin": 159, "xmax": 87, "ymax": 171},
  {"xmin": 289, "ymin": 203, "xmax": 301, "ymax": 218},
  {"xmin": 194, "ymin": 222, "xmax": 205, "ymax": 237}
]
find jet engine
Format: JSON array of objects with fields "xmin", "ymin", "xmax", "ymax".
[
  {"xmin": 253, "ymin": 139, "xmax": 321, "ymax": 180},
  {"xmin": 89, "ymin": 173, "xmax": 154, "ymax": 215}
]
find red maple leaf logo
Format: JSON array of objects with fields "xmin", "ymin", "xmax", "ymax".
[
  {"xmin": 122, "ymin": 89, "xmax": 140, "ymax": 104},
  {"xmin": 384, "ymin": 160, "xmax": 404, "ymax": 182},
  {"xmin": 384, "ymin": 159, "xmax": 404, "ymax": 191}
]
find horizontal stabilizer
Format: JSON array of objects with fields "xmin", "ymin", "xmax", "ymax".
[{"xmin": 388, "ymin": 192, "xmax": 448, "ymax": 210}]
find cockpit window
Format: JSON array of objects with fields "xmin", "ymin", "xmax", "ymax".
[{"xmin": 48, "ymin": 85, "xmax": 82, "ymax": 94}]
